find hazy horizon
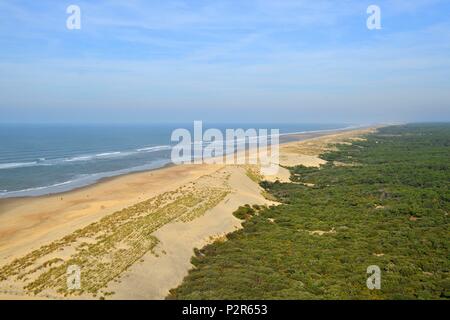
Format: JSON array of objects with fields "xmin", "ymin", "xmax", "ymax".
[{"xmin": 1, "ymin": 1, "xmax": 449, "ymax": 123}]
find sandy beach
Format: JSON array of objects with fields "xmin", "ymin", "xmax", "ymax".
[{"xmin": 0, "ymin": 126, "xmax": 378, "ymax": 300}]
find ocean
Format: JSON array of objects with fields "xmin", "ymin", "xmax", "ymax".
[{"xmin": 0, "ymin": 123, "xmax": 352, "ymax": 198}]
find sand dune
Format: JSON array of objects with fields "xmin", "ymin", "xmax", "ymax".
[{"xmin": 107, "ymin": 166, "xmax": 275, "ymax": 299}]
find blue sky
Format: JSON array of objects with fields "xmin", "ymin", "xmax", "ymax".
[{"xmin": 0, "ymin": 0, "xmax": 449, "ymax": 123}]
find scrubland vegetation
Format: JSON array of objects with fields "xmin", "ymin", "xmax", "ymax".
[{"xmin": 169, "ymin": 124, "xmax": 450, "ymax": 299}]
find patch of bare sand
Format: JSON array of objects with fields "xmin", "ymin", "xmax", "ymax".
[
  {"xmin": 308, "ymin": 228, "xmax": 336, "ymax": 236},
  {"xmin": 261, "ymin": 166, "xmax": 292, "ymax": 183}
]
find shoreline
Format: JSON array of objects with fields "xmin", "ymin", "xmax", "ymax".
[
  {"xmin": 0, "ymin": 161, "xmax": 175, "ymax": 208},
  {"xmin": 0, "ymin": 125, "xmax": 373, "ymax": 201}
]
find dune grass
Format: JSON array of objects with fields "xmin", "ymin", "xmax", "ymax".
[{"xmin": 0, "ymin": 175, "xmax": 230, "ymax": 298}]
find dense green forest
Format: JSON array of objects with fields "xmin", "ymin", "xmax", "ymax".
[{"xmin": 169, "ymin": 124, "xmax": 450, "ymax": 299}]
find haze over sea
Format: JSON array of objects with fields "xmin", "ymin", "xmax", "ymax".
[{"xmin": 0, "ymin": 123, "xmax": 354, "ymax": 198}]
